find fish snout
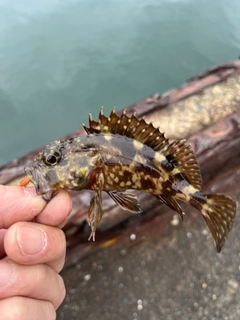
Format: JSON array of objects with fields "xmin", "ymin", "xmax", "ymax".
[{"xmin": 25, "ymin": 164, "xmax": 51, "ymax": 195}]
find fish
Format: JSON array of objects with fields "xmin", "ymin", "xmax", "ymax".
[{"xmin": 22, "ymin": 108, "xmax": 236, "ymax": 252}]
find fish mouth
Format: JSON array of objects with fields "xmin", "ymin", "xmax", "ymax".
[{"xmin": 25, "ymin": 164, "xmax": 52, "ymax": 199}]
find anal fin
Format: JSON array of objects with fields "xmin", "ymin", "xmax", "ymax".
[
  {"xmin": 155, "ymin": 194, "xmax": 183, "ymax": 220},
  {"xmin": 108, "ymin": 191, "xmax": 142, "ymax": 213}
]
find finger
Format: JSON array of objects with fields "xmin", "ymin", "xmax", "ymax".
[
  {"xmin": 0, "ymin": 260, "xmax": 65, "ymax": 309},
  {"xmin": 34, "ymin": 189, "xmax": 72, "ymax": 227},
  {"xmin": 0, "ymin": 229, "xmax": 6, "ymax": 258},
  {"xmin": 0, "ymin": 185, "xmax": 46, "ymax": 229},
  {"xmin": 0, "ymin": 296, "xmax": 56, "ymax": 320},
  {"xmin": 4, "ymin": 222, "xmax": 66, "ymax": 272}
]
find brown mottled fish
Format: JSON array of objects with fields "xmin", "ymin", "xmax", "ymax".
[{"xmin": 21, "ymin": 108, "xmax": 236, "ymax": 252}]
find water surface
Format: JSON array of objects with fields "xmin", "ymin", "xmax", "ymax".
[{"xmin": 0, "ymin": 0, "xmax": 240, "ymax": 164}]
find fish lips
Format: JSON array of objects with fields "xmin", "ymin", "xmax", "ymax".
[{"xmin": 25, "ymin": 165, "xmax": 52, "ymax": 199}]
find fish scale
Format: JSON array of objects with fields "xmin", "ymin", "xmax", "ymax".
[{"xmin": 22, "ymin": 108, "xmax": 236, "ymax": 252}]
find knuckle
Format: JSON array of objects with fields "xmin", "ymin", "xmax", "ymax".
[
  {"xmin": 49, "ymin": 228, "xmax": 66, "ymax": 262},
  {"xmin": 35, "ymin": 265, "xmax": 66, "ymax": 308},
  {"xmin": 55, "ymin": 275, "xmax": 66, "ymax": 308},
  {"xmin": 1, "ymin": 297, "xmax": 57, "ymax": 320}
]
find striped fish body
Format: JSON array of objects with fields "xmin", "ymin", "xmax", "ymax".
[{"xmin": 24, "ymin": 109, "xmax": 236, "ymax": 252}]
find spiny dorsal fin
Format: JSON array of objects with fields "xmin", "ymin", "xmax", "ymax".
[
  {"xmin": 163, "ymin": 140, "xmax": 202, "ymax": 190},
  {"xmin": 84, "ymin": 107, "xmax": 169, "ymax": 152}
]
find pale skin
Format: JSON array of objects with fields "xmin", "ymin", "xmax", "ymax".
[{"xmin": 0, "ymin": 185, "xmax": 72, "ymax": 320}]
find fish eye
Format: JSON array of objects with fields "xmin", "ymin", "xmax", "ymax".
[{"xmin": 44, "ymin": 151, "xmax": 61, "ymax": 166}]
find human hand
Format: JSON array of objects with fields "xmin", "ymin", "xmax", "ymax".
[{"xmin": 0, "ymin": 185, "xmax": 72, "ymax": 320}]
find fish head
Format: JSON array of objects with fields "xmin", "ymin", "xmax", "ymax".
[{"xmin": 24, "ymin": 138, "xmax": 99, "ymax": 196}]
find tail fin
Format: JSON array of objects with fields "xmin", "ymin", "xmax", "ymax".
[{"xmin": 201, "ymin": 194, "xmax": 236, "ymax": 253}]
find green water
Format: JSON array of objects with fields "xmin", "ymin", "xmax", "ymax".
[{"xmin": 0, "ymin": 0, "xmax": 240, "ymax": 165}]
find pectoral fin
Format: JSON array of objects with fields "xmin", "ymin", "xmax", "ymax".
[
  {"xmin": 88, "ymin": 192, "xmax": 103, "ymax": 241},
  {"xmin": 155, "ymin": 194, "xmax": 183, "ymax": 220},
  {"xmin": 88, "ymin": 172, "xmax": 104, "ymax": 241},
  {"xmin": 108, "ymin": 191, "xmax": 142, "ymax": 213}
]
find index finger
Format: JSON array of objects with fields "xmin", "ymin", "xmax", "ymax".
[
  {"xmin": 0, "ymin": 185, "xmax": 72, "ymax": 229},
  {"xmin": 0, "ymin": 185, "xmax": 47, "ymax": 229}
]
